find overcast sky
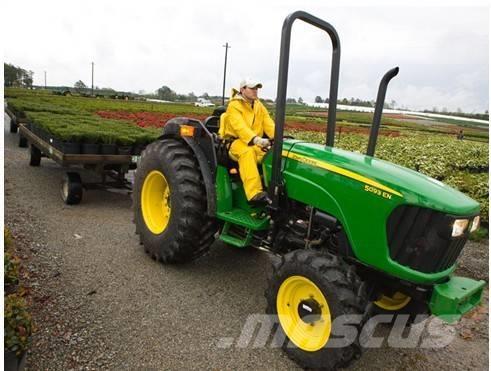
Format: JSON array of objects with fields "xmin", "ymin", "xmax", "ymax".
[{"xmin": 3, "ymin": 0, "xmax": 489, "ymax": 113}]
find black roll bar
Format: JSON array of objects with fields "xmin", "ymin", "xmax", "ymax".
[{"xmin": 269, "ymin": 11, "xmax": 341, "ymax": 208}]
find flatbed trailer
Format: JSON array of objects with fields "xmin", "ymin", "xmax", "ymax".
[{"xmin": 17, "ymin": 123, "xmax": 135, "ymax": 205}]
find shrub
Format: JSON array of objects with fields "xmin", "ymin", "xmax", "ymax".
[
  {"xmin": 4, "ymin": 294, "xmax": 32, "ymax": 356},
  {"xmin": 4, "ymin": 252, "xmax": 20, "ymax": 286}
]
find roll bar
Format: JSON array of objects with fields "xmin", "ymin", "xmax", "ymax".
[{"xmin": 269, "ymin": 11, "xmax": 341, "ymax": 207}]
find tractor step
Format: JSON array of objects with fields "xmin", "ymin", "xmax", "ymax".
[
  {"xmin": 219, "ymin": 222, "xmax": 255, "ymax": 248},
  {"xmin": 219, "ymin": 233, "xmax": 250, "ymax": 248},
  {"xmin": 216, "ymin": 208, "xmax": 270, "ymax": 230}
]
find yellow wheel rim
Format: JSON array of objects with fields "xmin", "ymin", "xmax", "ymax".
[
  {"xmin": 141, "ymin": 170, "xmax": 171, "ymax": 234},
  {"xmin": 374, "ymin": 292, "xmax": 411, "ymax": 310},
  {"xmin": 276, "ymin": 276, "xmax": 331, "ymax": 352}
]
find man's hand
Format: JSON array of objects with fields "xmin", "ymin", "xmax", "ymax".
[{"xmin": 253, "ymin": 136, "xmax": 271, "ymax": 148}]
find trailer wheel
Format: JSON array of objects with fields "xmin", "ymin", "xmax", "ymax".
[
  {"xmin": 29, "ymin": 145, "xmax": 42, "ymax": 166},
  {"xmin": 10, "ymin": 117, "xmax": 18, "ymax": 133},
  {"xmin": 19, "ymin": 135, "xmax": 28, "ymax": 148},
  {"xmin": 61, "ymin": 172, "xmax": 83, "ymax": 205},
  {"xmin": 265, "ymin": 250, "xmax": 369, "ymax": 370},
  {"xmin": 133, "ymin": 139, "xmax": 217, "ymax": 263}
]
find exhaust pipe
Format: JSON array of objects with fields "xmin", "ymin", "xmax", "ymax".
[{"xmin": 367, "ymin": 66, "xmax": 399, "ymax": 157}]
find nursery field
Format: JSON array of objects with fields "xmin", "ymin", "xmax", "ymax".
[
  {"xmin": 5, "ymin": 88, "xmax": 488, "ymax": 224},
  {"xmin": 290, "ymin": 129, "xmax": 489, "ymax": 224}
]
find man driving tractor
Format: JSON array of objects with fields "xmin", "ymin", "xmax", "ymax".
[{"xmin": 219, "ymin": 78, "xmax": 275, "ymax": 206}]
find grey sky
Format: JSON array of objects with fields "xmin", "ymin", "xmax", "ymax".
[{"xmin": 3, "ymin": 0, "xmax": 489, "ymax": 113}]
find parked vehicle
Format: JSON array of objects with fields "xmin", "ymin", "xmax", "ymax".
[{"xmin": 194, "ymin": 97, "xmax": 215, "ymax": 107}]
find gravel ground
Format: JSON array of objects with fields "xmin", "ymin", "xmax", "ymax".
[{"xmin": 4, "ymin": 111, "xmax": 489, "ymax": 370}]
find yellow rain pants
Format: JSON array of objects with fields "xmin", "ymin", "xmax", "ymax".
[{"xmin": 229, "ymin": 139, "xmax": 267, "ymax": 200}]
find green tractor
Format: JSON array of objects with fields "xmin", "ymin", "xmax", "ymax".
[{"xmin": 133, "ymin": 11, "xmax": 485, "ymax": 369}]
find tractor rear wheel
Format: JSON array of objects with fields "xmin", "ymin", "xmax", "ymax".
[
  {"xmin": 265, "ymin": 250, "xmax": 368, "ymax": 370},
  {"xmin": 133, "ymin": 139, "xmax": 216, "ymax": 263}
]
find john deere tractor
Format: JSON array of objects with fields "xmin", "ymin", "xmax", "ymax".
[{"xmin": 133, "ymin": 11, "xmax": 485, "ymax": 369}]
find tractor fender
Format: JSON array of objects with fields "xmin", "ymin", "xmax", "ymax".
[{"xmin": 158, "ymin": 118, "xmax": 217, "ymax": 217}]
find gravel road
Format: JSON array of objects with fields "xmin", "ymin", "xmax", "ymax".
[{"xmin": 4, "ymin": 111, "xmax": 488, "ymax": 370}]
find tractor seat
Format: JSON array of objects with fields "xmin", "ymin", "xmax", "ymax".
[
  {"xmin": 203, "ymin": 106, "xmax": 246, "ymax": 178},
  {"xmin": 203, "ymin": 106, "xmax": 226, "ymax": 134},
  {"xmin": 203, "ymin": 116, "xmax": 220, "ymax": 134}
]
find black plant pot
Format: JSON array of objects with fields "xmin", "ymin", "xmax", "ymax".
[
  {"xmin": 4, "ymin": 350, "xmax": 26, "ymax": 371},
  {"xmin": 100, "ymin": 144, "xmax": 117, "ymax": 155},
  {"xmin": 61, "ymin": 142, "xmax": 81, "ymax": 154},
  {"xmin": 31, "ymin": 124, "xmax": 41, "ymax": 137},
  {"xmin": 38, "ymin": 128, "xmax": 50, "ymax": 143},
  {"xmin": 117, "ymin": 145, "xmax": 133, "ymax": 155},
  {"xmin": 48, "ymin": 137, "xmax": 62, "ymax": 151},
  {"xmin": 82, "ymin": 143, "xmax": 100, "ymax": 154}
]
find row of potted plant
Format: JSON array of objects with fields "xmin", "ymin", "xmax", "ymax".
[
  {"xmin": 22, "ymin": 111, "xmax": 159, "ymax": 155},
  {"xmin": 4, "ymin": 228, "xmax": 32, "ymax": 371},
  {"xmin": 5, "ymin": 87, "xmax": 210, "ymax": 116}
]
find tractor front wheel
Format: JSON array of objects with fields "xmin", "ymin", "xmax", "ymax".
[
  {"xmin": 133, "ymin": 139, "xmax": 216, "ymax": 263},
  {"xmin": 265, "ymin": 250, "xmax": 368, "ymax": 369}
]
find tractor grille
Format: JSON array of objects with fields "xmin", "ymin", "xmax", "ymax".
[{"xmin": 386, "ymin": 205, "xmax": 471, "ymax": 274}]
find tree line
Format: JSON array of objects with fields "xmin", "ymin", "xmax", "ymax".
[{"xmin": 4, "ymin": 63, "xmax": 33, "ymax": 88}]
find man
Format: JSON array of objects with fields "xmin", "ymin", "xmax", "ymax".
[{"xmin": 219, "ymin": 78, "xmax": 275, "ymax": 206}]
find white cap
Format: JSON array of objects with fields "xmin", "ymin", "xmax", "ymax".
[{"xmin": 240, "ymin": 78, "xmax": 263, "ymax": 89}]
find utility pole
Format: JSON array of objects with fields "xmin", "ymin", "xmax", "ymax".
[
  {"xmin": 91, "ymin": 62, "xmax": 94, "ymax": 96},
  {"xmin": 222, "ymin": 42, "xmax": 231, "ymax": 106},
  {"xmin": 44, "ymin": 71, "xmax": 47, "ymax": 89}
]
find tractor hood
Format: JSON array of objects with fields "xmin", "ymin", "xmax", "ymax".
[{"xmin": 281, "ymin": 141, "xmax": 479, "ymax": 216}]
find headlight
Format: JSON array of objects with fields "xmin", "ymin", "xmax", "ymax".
[
  {"xmin": 452, "ymin": 219, "xmax": 469, "ymax": 237},
  {"xmin": 470, "ymin": 216, "xmax": 480, "ymax": 233}
]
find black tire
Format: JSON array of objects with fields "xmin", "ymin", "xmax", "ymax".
[
  {"xmin": 10, "ymin": 117, "xmax": 18, "ymax": 133},
  {"xmin": 60, "ymin": 172, "xmax": 83, "ymax": 205},
  {"xmin": 29, "ymin": 145, "xmax": 42, "ymax": 166},
  {"xmin": 265, "ymin": 250, "xmax": 368, "ymax": 370},
  {"xmin": 133, "ymin": 139, "xmax": 217, "ymax": 263},
  {"xmin": 369, "ymin": 294, "xmax": 429, "ymax": 326},
  {"xmin": 18, "ymin": 135, "xmax": 28, "ymax": 148}
]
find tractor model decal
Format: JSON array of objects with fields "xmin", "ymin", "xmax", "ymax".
[{"xmin": 281, "ymin": 150, "xmax": 403, "ymax": 198}]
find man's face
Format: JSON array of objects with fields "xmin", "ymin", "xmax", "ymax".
[{"xmin": 241, "ymin": 86, "xmax": 259, "ymax": 101}]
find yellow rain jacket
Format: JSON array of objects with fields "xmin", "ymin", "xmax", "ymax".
[
  {"xmin": 219, "ymin": 89, "xmax": 276, "ymax": 200},
  {"xmin": 219, "ymin": 88, "xmax": 275, "ymax": 143}
]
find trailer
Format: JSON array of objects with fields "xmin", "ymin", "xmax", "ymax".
[{"xmin": 17, "ymin": 122, "xmax": 136, "ymax": 205}]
